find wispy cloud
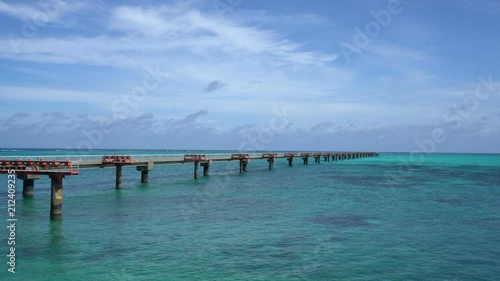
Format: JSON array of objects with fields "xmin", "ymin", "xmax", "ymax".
[
  {"xmin": 368, "ymin": 45, "xmax": 427, "ymax": 61},
  {"xmin": 0, "ymin": 0, "xmax": 86, "ymax": 23},
  {"xmin": 0, "ymin": 1, "xmax": 43, "ymax": 19},
  {"xmin": 459, "ymin": 0, "xmax": 500, "ymax": 13},
  {"xmin": 0, "ymin": 86, "xmax": 114, "ymax": 105},
  {"xmin": 1, "ymin": 2, "xmax": 337, "ymax": 67}
]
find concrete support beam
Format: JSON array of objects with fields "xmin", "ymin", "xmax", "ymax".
[
  {"xmin": 141, "ymin": 170, "xmax": 148, "ymax": 183},
  {"xmin": 267, "ymin": 158, "xmax": 274, "ymax": 170},
  {"xmin": 287, "ymin": 157, "xmax": 293, "ymax": 167},
  {"xmin": 194, "ymin": 161, "xmax": 199, "ymax": 179},
  {"xmin": 24, "ymin": 179, "xmax": 35, "ymax": 197},
  {"xmin": 136, "ymin": 163, "xmax": 153, "ymax": 183},
  {"xmin": 302, "ymin": 157, "xmax": 308, "ymax": 165},
  {"xmin": 201, "ymin": 162, "xmax": 210, "ymax": 176},
  {"xmin": 49, "ymin": 174, "xmax": 64, "ymax": 220},
  {"xmin": 116, "ymin": 165, "xmax": 122, "ymax": 189},
  {"xmin": 239, "ymin": 159, "xmax": 248, "ymax": 173},
  {"xmin": 17, "ymin": 174, "xmax": 41, "ymax": 197}
]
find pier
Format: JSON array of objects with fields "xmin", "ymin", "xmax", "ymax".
[{"xmin": 0, "ymin": 151, "xmax": 378, "ymax": 219}]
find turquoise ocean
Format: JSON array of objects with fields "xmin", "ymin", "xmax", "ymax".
[{"xmin": 0, "ymin": 150, "xmax": 499, "ymax": 280}]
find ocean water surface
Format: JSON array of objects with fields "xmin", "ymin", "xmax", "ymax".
[{"xmin": 0, "ymin": 151, "xmax": 499, "ymax": 280}]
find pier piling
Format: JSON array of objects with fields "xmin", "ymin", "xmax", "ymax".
[
  {"xmin": 268, "ymin": 158, "xmax": 274, "ymax": 170},
  {"xmin": 50, "ymin": 174, "xmax": 64, "ymax": 219},
  {"xmin": 194, "ymin": 161, "xmax": 199, "ymax": 179},
  {"xmin": 115, "ymin": 165, "xmax": 122, "ymax": 189},
  {"xmin": 239, "ymin": 159, "xmax": 248, "ymax": 173},
  {"xmin": 136, "ymin": 161, "xmax": 153, "ymax": 183},
  {"xmin": 18, "ymin": 174, "xmax": 40, "ymax": 197},
  {"xmin": 136, "ymin": 166, "xmax": 149, "ymax": 183},
  {"xmin": 201, "ymin": 162, "xmax": 210, "ymax": 176},
  {"xmin": 314, "ymin": 155, "xmax": 321, "ymax": 164}
]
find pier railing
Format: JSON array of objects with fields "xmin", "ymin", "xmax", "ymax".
[
  {"xmin": 0, "ymin": 152, "xmax": 380, "ymax": 163},
  {"xmin": 0, "ymin": 159, "xmax": 79, "ymax": 175}
]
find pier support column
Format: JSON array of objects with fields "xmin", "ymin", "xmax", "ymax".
[
  {"xmin": 239, "ymin": 159, "xmax": 248, "ymax": 173},
  {"xmin": 24, "ymin": 179, "xmax": 35, "ymax": 197},
  {"xmin": 267, "ymin": 158, "xmax": 274, "ymax": 170},
  {"xmin": 314, "ymin": 156, "xmax": 320, "ymax": 164},
  {"xmin": 136, "ymin": 166, "xmax": 149, "ymax": 183},
  {"xmin": 115, "ymin": 165, "xmax": 122, "ymax": 189},
  {"xmin": 287, "ymin": 157, "xmax": 293, "ymax": 167},
  {"xmin": 18, "ymin": 174, "xmax": 41, "ymax": 197},
  {"xmin": 194, "ymin": 161, "xmax": 199, "ymax": 179},
  {"xmin": 136, "ymin": 161, "xmax": 153, "ymax": 183},
  {"xmin": 302, "ymin": 157, "xmax": 308, "ymax": 165},
  {"xmin": 49, "ymin": 174, "xmax": 64, "ymax": 220},
  {"xmin": 141, "ymin": 170, "xmax": 148, "ymax": 183},
  {"xmin": 201, "ymin": 162, "xmax": 210, "ymax": 176}
]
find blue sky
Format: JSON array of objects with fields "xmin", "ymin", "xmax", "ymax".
[{"xmin": 0, "ymin": 0, "xmax": 499, "ymax": 152}]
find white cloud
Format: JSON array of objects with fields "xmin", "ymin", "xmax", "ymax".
[
  {"xmin": 0, "ymin": 2, "xmax": 337, "ymax": 67},
  {"xmin": 368, "ymin": 44, "xmax": 427, "ymax": 61},
  {"xmin": 0, "ymin": 0, "xmax": 86, "ymax": 23},
  {"xmin": 459, "ymin": 0, "xmax": 500, "ymax": 13},
  {"xmin": 0, "ymin": 1, "xmax": 42, "ymax": 19},
  {"xmin": 0, "ymin": 86, "xmax": 115, "ymax": 105}
]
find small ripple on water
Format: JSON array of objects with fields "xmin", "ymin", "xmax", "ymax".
[
  {"xmin": 306, "ymin": 214, "xmax": 373, "ymax": 228},
  {"xmin": 434, "ymin": 198, "xmax": 464, "ymax": 206}
]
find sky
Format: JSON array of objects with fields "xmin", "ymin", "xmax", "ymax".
[{"xmin": 0, "ymin": 0, "xmax": 499, "ymax": 152}]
